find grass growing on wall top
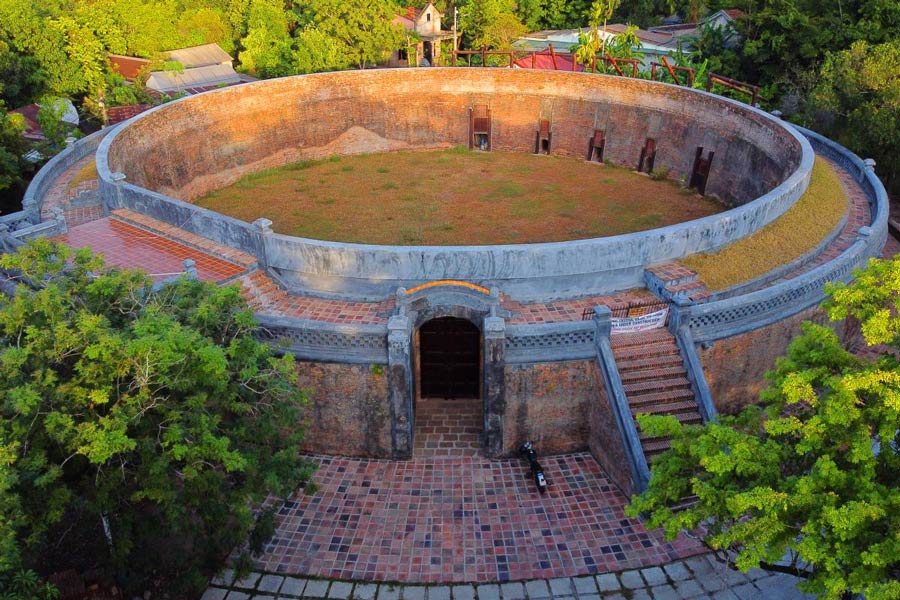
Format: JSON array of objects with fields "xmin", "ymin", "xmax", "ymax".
[
  {"xmin": 682, "ymin": 158, "xmax": 849, "ymax": 291},
  {"xmin": 64, "ymin": 159, "xmax": 98, "ymax": 193}
]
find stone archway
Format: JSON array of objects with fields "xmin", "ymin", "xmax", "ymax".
[
  {"xmin": 414, "ymin": 316, "xmax": 483, "ymax": 457},
  {"xmin": 387, "ymin": 284, "xmax": 507, "ymax": 459},
  {"xmin": 418, "ymin": 316, "xmax": 480, "ymax": 399}
]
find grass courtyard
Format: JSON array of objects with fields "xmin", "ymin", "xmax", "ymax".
[{"xmin": 194, "ymin": 149, "xmax": 724, "ymax": 245}]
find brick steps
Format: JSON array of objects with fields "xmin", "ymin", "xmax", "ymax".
[
  {"xmin": 239, "ymin": 270, "xmax": 290, "ymax": 311},
  {"xmin": 611, "ymin": 328, "xmax": 704, "ymax": 461},
  {"xmin": 620, "ymin": 365, "xmax": 687, "ymax": 383},
  {"xmin": 644, "ymin": 262, "xmax": 710, "ymax": 303},
  {"xmin": 615, "ymin": 353, "xmax": 683, "ymax": 372}
]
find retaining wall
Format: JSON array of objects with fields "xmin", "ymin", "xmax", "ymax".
[{"xmin": 97, "ymin": 69, "xmax": 814, "ymax": 301}]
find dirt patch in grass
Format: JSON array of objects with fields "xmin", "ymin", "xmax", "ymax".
[
  {"xmin": 65, "ymin": 159, "xmax": 98, "ymax": 193},
  {"xmin": 682, "ymin": 157, "xmax": 849, "ymax": 290},
  {"xmin": 195, "ymin": 149, "xmax": 723, "ymax": 245}
]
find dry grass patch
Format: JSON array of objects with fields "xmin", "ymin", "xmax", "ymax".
[
  {"xmin": 682, "ymin": 157, "xmax": 849, "ymax": 290},
  {"xmin": 65, "ymin": 159, "xmax": 98, "ymax": 193},
  {"xmin": 195, "ymin": 149, "xmax": 723, "ymax": 246}
]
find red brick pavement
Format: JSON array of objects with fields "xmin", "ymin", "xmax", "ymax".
[
  {"xmin": 414, "ymin": 398, "xmax": 483, "ymax": 458},
  {"xmin": 258, "ymin": 453, "xmax": 703, "ymax": 583},
  {"xmin": 503, "ymin": 289, "xmax": 662, "ymax": 324},
  {"xmin": 238, "ymin": 270, "xmax": 396, "ymax": 324},
  {"xmin": 56, "ymin": 218, "xmax": 247, "ymax": 282}
]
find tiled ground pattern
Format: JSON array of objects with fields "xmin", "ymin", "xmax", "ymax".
[
  {"xmin": 206, "ymin": 553, "xmax": 813, "ymax": 600},
  {"xmin": 111, "ymin": 209, "xmax": 258, "ymax": 267},
  {"xmin": 255, "ymin": 453, "xmax": 703, "ymax": 584},
  {"xmin": 56, "ymin": 218, "xmax": 247, "ymax": 282},
  {"xmin": 413, "ymin": 398, "xmax": 483, "ymax": 458}
]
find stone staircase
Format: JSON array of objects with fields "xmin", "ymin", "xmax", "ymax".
[
  {"xmin": 238, "ymin": 270, "xmax": 290, "ymax": 312},
  {"xmin": 644, "ymin": 262, "xmax": 710, "ymax": 304},
  {"xmin": 611, "ymin": 328, "xmax": 703, "ymax": 460}
]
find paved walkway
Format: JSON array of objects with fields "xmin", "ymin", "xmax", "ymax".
[
  {"xmin": 250, "ymin": 453, "xmax": 702, "ymax": 583},
  {"xmin": 204, "ymin": 553, "xmax": 812, "ymax": 599},
  {"xmin": 57, "ymin": 217, "xmax": 248, "ymax": 282}
]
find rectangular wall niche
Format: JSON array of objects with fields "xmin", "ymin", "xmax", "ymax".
[
  {"xmin": 535, "ymin": 119, "xmax": 552, "ymax": 154},
  {"xmin": 588, "ymin": 129, "xmax": 605, "ymax": 162},
  {"xmin": 690, "ymin": 147, "xmax": 715, "ymax": 195},
  {"xmin": 638, "ymin": 138, "xmax": 657, "ymax": 174},
  {"xmin": 469, "ymin": 105, "xmax": 492, "ymax": 151}
]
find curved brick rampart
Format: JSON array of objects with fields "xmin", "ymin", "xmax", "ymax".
[{"xmin": 97, "ymin": 69, "xmax": 814, "ymax": 300}]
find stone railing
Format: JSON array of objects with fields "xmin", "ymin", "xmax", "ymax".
[
  {"xmin": 21, "ymin": 127, "xmax": 115, "ymax": 224},
  {"xmin": 505, "ymin": 320, "xmax": 596, "ymax": 364},
  {"xmin": 255, "ymin": 315, "xmax": 389, "ymax": 364}
]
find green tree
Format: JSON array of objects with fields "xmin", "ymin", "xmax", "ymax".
[
  {"xmin": 293, "ymin": 27, "xmax": 353, "ymax": 74},
  {"xmin": 806, "ymin": 39, "xmax": 900, "ymax": 194},
  {"xmin": 628, "ymin": 256, "xmax": 900, "ymax": 600},
  {"xmin": 0, "ymin": 106, "xmax": 28, "ymax": 195},
  {"xmin": 0, "ymin": 240, "xmax": 313, "ymax": 595},
  {"xmin": 571, "ymin": 0, "xmax": 621, "ymax": 67},
  {"xmin": 302, "ymin": 0, "xmax": 405, "ymax": 68},
  {"xmin": 540, "ymin": 0, "xmax": 591, "ymax": 29},
  {"xmin": 238, "ymin": 0, "xmax": 295, "ymax": 77},
  {"xmin": 515, "ymin": 0, "xmax": 545, "ymax": 32},
  {"xmin": 458, "ymin": 0, "xmax": 525, "ymax": 49},
  {"xmin": 0, "ymin": 40, "xmax": 46, "ymax": 108}
]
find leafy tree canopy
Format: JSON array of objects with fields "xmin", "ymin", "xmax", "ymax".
[
  {"xmin": 806, "ymin": 39, "xmax": 900, "ymax": 194},
  {"xmin": 628, "ymin": 256, "xmax": 900, "ymax": 600},
  {"xmin": 0, "ymin": 105, "xmax": 29, "ymax": 195},
  {"xmin": 0, "ymin": 240, "xmax": 313, "ymax": 594}
]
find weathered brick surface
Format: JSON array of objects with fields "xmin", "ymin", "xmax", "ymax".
[
  {"xmin": 502, "ymin": 360, "xmax": 600, "ymax": 456},
  {"xmin": 589, "ymin": 366, "xmax": 633, "ymax": 497},
  {"xmin": 698, "ymin": 306, "xmax": 855, "ymax": 414},
  {"xmin": 294, "ymin": 362, "xmax": 391, "ymax": 457},
  {"xmin": 107, "ymin": 69, "xmax": 801, "ymax": 207}
]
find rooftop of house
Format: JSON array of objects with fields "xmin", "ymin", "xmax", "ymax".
[
  {"xmin": 108, "ymin": 54, "xmax": 152, "ymax": 80},
  {"xmin": 9, "ymin": 104, "xmax": 43, "ymax": 142},
  {"xmin": 165, "ymin": 43, "xmax": 233, "ymax": 69},
  {"xmin": 515, "ymin": 24, "xmax": 682, "ymax": 53},
  {"xmin": 145, "ymin": 63, "xmax": 242, "ymax": 93}
]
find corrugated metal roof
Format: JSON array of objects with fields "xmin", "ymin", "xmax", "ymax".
[
  {"xmin": 146, "ymin": 63, "xmax": 241, "ymax": 92},
  {"xmin": 165, "ymin": 43, "xmax": 232, "ymax": 68}
]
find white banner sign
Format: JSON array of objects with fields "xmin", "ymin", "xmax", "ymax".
[{"xmin": 611, "ymin": 307, "xmax": 669, "ymax": 334}]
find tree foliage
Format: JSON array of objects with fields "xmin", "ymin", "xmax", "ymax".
[
  {"xmin": 806, "ymin": 39, "xmax": 900, "ymax": 194},
  {"xmin": 0, "ymin": 106, "xmax": 28, "ymax": 195},
  {"xmin": 628, "ymin": 256, "xmax": 900, "ymax": 600},
  {"xmin": 301, "ymin": 0, "xmax": 405, "ymax": 69},
  {"xmin": 0, "ymin": 240, "xmax": 313, "ymax": 594}
]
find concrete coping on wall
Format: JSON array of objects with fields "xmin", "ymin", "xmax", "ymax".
[
  {"xmin": 24, "ymin": 126, "xmax": 117, "ymax": 225},
  {"xmin": 94, "ymin": 69, "xmax": 815, "ymax": 302}
]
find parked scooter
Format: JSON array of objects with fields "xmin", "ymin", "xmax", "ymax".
[{"xmin": 519, "ymin": 441, "xmax": 548, "ymax": 493}]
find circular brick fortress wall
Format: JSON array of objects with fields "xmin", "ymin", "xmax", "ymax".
[{"xmin": 97, "ymin": 69, "xmax": 814, "ymax": 300}]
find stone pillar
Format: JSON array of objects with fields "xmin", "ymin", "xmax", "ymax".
[
  {"xmin": 50, "ymin": 207, "xmax": 67, "ymax": 235},
  {"xmin": 253, "ymin": 218, "xmax": 273, "ymax": 269},
  {"xmin": 482, "ymin": 315, "xmax": 506, "ymax": 457},
  {"xmin": 387, "ymin": 314, "xmax": 414, "ymax": 459},
  {"xmin": 107, "ymin": 172, "xmax": 127, "ymax": 216}
]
